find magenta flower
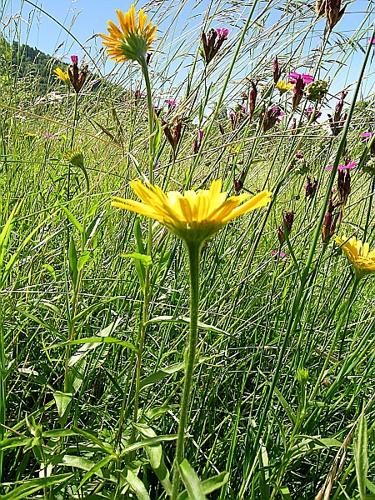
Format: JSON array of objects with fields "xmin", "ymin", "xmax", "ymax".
[
  {"xmin": 71, "ymin": 55, "xmax": 78, "ymax": 65},
  {"xmin": 360, "ymin": 131, "xmax": 373, "ymax": 142},
  {"xmin": 271, "ymin": 250, "xmax": 287, "ymax": 259},
  {"xmin": 215, "ymin": 28, "xmax": 229, "ymax": 40},
  {"xmin": 370, "ymin": 36, "xmax": 375, "ymax": 45},
  {"xmin": 288, "ymin": 72, "xmax": 314, "ymax": 85},
  {"xmin": 305, "ymin": 105, "xmax": 322, "ymax": 120},
  {"xmin": 165, "ymin": 99, "xmax": 177, "ymax": 109},
  {"xmin": 325, "ymin": 160, "xmax": 358, "ymax": 171},
  {"xmin": 42, "ymin": 132, "xmax": 56, "ymax": 140}
]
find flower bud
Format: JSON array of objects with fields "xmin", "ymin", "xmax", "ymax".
[
  {"xmin": 272, "ymin": 56, "xmax": 281, "ymax": 83},
  {"xmin": 325, "ymin": 0, "xmax": 346, "ymax": 30},
  {"xmin": 277, "ymin": 211, "xmax": 294, "ymax": 245},
  {"xmin": 305, "ymin": 177, "xmax": 318, "ymax": 200},
  {"xmin": 201, "ymin": 28, "xmax": 229, "ymax": 65},
  {"xmin": 321, "ymin": 195, "xmax": 337, "ymax": 243},
  {"xmin": 68, "ymin": 55, "xmax": 88, "ymax": 93}
]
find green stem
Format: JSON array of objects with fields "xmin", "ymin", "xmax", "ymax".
[
  {"xmin": 130, "ymin": 57, "xmax": 154, "ymax": 433},
  {"xmin": 171, "ymin": 241, "xmax": 201, "ymax": 499},
  {"xmin": 0, "ymin": 312, "xmax": 5, "ymax": 485}
]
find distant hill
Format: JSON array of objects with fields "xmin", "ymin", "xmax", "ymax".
[{"xmin": 0, "ymin": 37, "xmax": 115, "ymax": 96}]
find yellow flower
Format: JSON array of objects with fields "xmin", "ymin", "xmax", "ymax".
[
  {"xmin": 100, "ymin": 4, "xmax": 157, "ymax": 63},
  {"xmin": 54, "ymin": 67, "xmax": 70, "ymax": 83},
  {"xmin": 276, "ymin": 80, "xmax": 294, "ymax": 94},
  {"xmin": 113, "ymin": 180, "xmax": 272, "ymax": 244},
  {"xmin": 335, "ymin": 235, "xmax": 375, "ymax": 278}
]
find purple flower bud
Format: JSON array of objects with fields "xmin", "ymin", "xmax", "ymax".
[{"xmin": 71, "ymin": 55, "xmax": 78, "ymax": 65}]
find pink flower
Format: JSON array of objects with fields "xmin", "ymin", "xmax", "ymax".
[
  {"xmin": 288, "ymin": 72, "xmax": 314, "ymax": 85},
  {"xmin": 370, "ymin": 36, "xmax": 375, "ymax": 45},
  {"xmin": 71, "ymin": 55, "xmax": 78, "ymax": 65},
  {"xmin": 216, "ymin": 28, "xmax": 229, "ymax": 40},
  {"xmin": 360, "ymin": 131, "xmax": 373, "ymax": 142},
  {"xmin": 305, "ymin": 105, "xmax": 322, "ymax": 120},
  {"xmin": 325, "ymin": 160, "xmax": 358, "ymax": 171},
  {"xmin": 165, "ymin": 99, "xmax": 177, "ymax": 109},
  {"xmin": 271, "ymin": 250, "xmax": 287, "ymax": 259}
]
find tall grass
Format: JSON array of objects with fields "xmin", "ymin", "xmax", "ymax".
[{"xmin": 0, "ymin": 0, "xmax": 374, "ymax": 498}]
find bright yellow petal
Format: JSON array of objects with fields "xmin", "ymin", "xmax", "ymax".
[{"xmin": 222, "ymin": 191, "xmax": 272, "ymax": 222}]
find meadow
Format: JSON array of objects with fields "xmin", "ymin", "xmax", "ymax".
[{"xmin": 0, "ymin": 0, "xmax": 374, "ymax": 498}]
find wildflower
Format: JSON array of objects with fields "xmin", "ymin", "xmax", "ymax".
[
  {"xmin": 336, "ymin": 169, "xmax": 351, "ymax": 225},
  {"xmin": 134, "ymin": 89, "xmax": 145, "ymax": 104},
  {"xmin": 271, "ymin": 249, "xmax": 287, "ymax": 259},
  {"xmin": 54, "ymin": 67, "xmax": 70, "ymax": 83},
  {"xmin": 325, "ymin": 0, "xmax": 346, "ymax": 30},
  {"xmin": 360, "ymin": 131, "xmax": 373, "ymax": 142},
  {"xmin": 305, "ymin": 105, "xmax": 322, "ymax": 121},
  {"xmin": 201, "ymin": 28, "xmax": 229, "ymax": 65},
  {"xmin": 229, "ymin": 109, "xmax": 238, "ymax": 130},
  {"xmin": 165, "ymin": 98, "xmax": 177, "ymax": 111},
  {"xmin": 290, "ymin": 118, "xmax": 297, "ymax": 134},
  {"xmin": 162, "ymin": 117, "xmax": 183, "ymax": 152},
  {"xmin": 277, "ymin": 211, "xmax": 294, "ymax": 245},
  {"xmin": 315, "ymin": 0, "xmax": 326, "ymax": 16},
  {"xmin": 100, "ymin": 4, "xmax": 157, "ymax": 64},
  {"xmin": 296, "ymin": 150, "xmax": 304, "ymax": 160},
  {"xmin": 262, "ymin": 105, "xmax": 284, "ymax": 133},
  {"xmin": 325, "ymin": 160, "xmax": 358, "ymax": 171},
  {"xmin": 328, "ymin": 90, "xmax": 347, "ymax": 136},
  {"xmin": 193, "ymin": 129, "xmax": 204, "ymax": 154},
  {"xmin": 234, "ymin": 170, "xmax": 246, "ymax": 194},
  {"xmin": 335, "ymin": 235, "xmax": 375, "ymax": 278},
  {"xmin": 42, "ymin": 132, "xmax": 57, "ymax": 140},
  {"xmin": 304, "ymin": 80, "xmax": 328, "ymax": 102},
  {"xmin": 272, "ymin": 57, "xmax": 282, "ymax": 83},
  {"xmin": 248, "ymin": 80, "xmax": 257, "ymax": 120},
  {"xmin": 321, "ymin": 195, "xmax": 337, "ymax": 243},
  {"xmin": 295, "ymin": 368, "xmax": 309, "ymax": 385},
  {"xmin": 305, "ymin": 177, "xmax": 318, "ymax": 200},
  {"xmin": 288, "ymin": 72, "xmax": 314, "ymax": 85},
  {"xmin": 68, "ymin": 55, "xmax": 88, "ymax": 93},
  {"xmin": 112, "ymin": 179, "xmax": 272, "ymax": 244},
  {"xmin": 276, "ymin": 80, "xmax": 293, "ymax": 94}
]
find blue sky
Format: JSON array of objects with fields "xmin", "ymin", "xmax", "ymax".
[{"xmin": 2, "ymin": 0, "xmax": 374, "ymax": 101}]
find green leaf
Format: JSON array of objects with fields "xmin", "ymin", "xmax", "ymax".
[
  {"xmin": 122, "ymin": 252, "xmax": 153, "ymax": 267},
  {"xmin": 146, "ymin": 315, "xmax": 228, "ymax": 335},
  {"xmin": 140, "ymin": 357, "xmax": 208, "ymax": 391},
  {"xmin": 140, "ymin": 362, "xmax": 184, "ymax": 390},
  {"xmin": 177, "ymin": 471, "xmax": 229, "ymax": 500},
  {"xmin": 0, "ymin": 436, "xmax": 33, "ymax": 451},
  {"xmin": 53, "ymin": 391, "xmax": 72, "ymax": 419},
  {"xmin": 2, "ymin": 473, "xmax": 73, "ymax": 499},
  {"xmin": 78, "ymin": 454, "xmax": 115, "ymax": 489},
  {"xmin": 62, "ymin": 206, "xmax": 84, "ymax": 234},
  {"xmin": 134, "ymin": 218, "xmax": 145, "ymax": 255},
  {"xmin": 71, "ymin": 426, "xmax": 114, "ymax": 454},
  {"xmin": 119, "ymin": 434, "xmax": 177, "ymax": 457},
  {"xmin": 355, "ymin": 413, "xmax": 368, "ymax": 500},
  {"xmin": 135, "ymin": 423, "xmax": 172, "ymax": 495},
  {"xmin": 60, "ymin": 454, "xmax": 116, "ymax": 482},
  {"xmin": 68, "ymin": 236, "xmax": 78, "ymax": 285},
  {"xmin": 121, "ymin": 468, "xmax": 151, "ymax": 500},
  {"xmin": 77, "ymin": 250, "xmax": 91, "ymax": 271},
  {"xmin": 179, "ymin": 459, "xmax": 207, "ymax": 500}
]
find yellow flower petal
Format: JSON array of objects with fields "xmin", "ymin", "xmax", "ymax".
[
  {"xmin": 113, "ymin": 180, "xmax": 272, "ymax": 244},
  {"xmin": 335, "ymin": 235, "xmax": 375, "ymax": 278},
  {"xmin": 100, "ymin": 4, "xmax": 157, "ymax": 63}
]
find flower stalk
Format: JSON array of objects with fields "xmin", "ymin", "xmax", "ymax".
[{"xmin": 171, "ymin": 241, "xmax": 201, "ymax": 499}]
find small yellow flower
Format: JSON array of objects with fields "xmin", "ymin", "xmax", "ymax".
[
  {"xmin": 335, "ymin": 235, "xmax": 375, "ymax": 278},
  {"xmin": 54, "ymin": 67, "xmax": 70, "ymax": 83},
  {"xmin": 276, "ymin": 80, "xmax": 294, "ymax": 94},
  {"xmin": 113, "ymin": 180, "xmax": 272, "ymax": 244},
  {"xmin": 100, "ymin": 4, "xmax": 157, "ymax": 63}
]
